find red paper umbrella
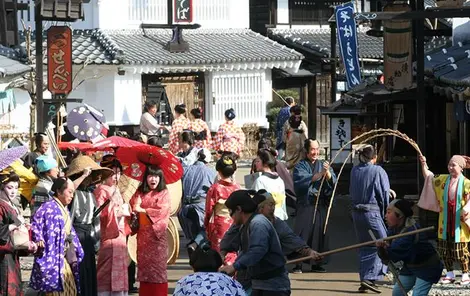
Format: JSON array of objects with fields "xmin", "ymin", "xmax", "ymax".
[
  {"xmin": 58, "ymin": 142, "xmax": 93, "ymax": 151},
  {"xmin": 116, "ymin": 145, "xmax": 183, "ymax": 184},
  {"xmin": 91, "ymin": 136, "xmax": 146, "ymax": 151}
]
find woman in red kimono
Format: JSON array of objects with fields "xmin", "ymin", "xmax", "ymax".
[
  {"xmin": 130, "ymin": 165, "xmax": 170, "ymax": 296},
  {"xmin": 95, "ymin": 156, "xmax": 131, "ymax": 296},
  {"xmin": 168, "ymin": 104, "xmax": 190, "ymax": 155},
  {"xmin": 212, "ymin": 108, "xmax": 245, "ymax": 159},
  {"xmin": 204, "ymin": 154, "xmax": 240, "ymax": 265},
  {"xmin": 189, "ymin": 108, "xmax": 212, "ymax": 149}
]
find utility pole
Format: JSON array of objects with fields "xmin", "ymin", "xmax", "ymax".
[{"xmin": 35, "ymin": 3, "xmax": 44, "ymax": 132}]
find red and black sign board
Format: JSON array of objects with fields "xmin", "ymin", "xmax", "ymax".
[
  {"xmin": 47, "ymin": 26, "xmax": 73, "ymax": 95},
  {"xmin": 174, "ymin": 0, "xmax": 193, "ymax": 23}
]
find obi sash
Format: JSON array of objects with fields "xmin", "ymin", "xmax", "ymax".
[
  {"xmin": 442, "ymin": 175, "xmax": 464, "ymax": 242},
  {"xmin": 213, "ymin": 199, "xmax": 230, "ymax": 218}
]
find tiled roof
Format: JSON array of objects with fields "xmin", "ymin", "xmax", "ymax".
[
  {"xmin": 22, "ymin": 28, "xmax": 303, "ymax": 69},
  {"xmin": 0, "ymin": 45, "xmax": 31, "ymax": 79},
  {"xmin": 21, "ymin": 29, "xmax": 121, "ymax": 65},
  {"xmin": 268, "ymin": 28, "xmax": 384, "ymax": 59},
  {"xmin": 269, "ymin": 28, "xmax": 451, "ymax": 61},
  {"xmin": 425, "ymin": 42, "xmax": 470, "ymax": 87},
  {"xmin": 103, "ymin": 28, "xmax": 303, "ymax": 66}
]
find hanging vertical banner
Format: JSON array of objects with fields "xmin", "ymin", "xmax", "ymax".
[
  {"xmin": 174, "ymin": 0, "xmax": 193, "ymax": 23},
  {"xmin": 47, "ymin": 26, "xmax": 73, "ymax": 95},
  {"xmin": 335, "ymin": 2, "xmax": 362, "ymax": 89}
]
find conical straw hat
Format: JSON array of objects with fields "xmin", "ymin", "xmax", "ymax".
[
  {"xmin": 127, "ymin": 217, "xmax": 179, "ymax": 265},
  {"xmin": 66, "ymin": 155, "xmax": 113, "ymax": 187}
]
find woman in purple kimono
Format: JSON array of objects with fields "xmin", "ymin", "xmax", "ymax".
[
  {"xmin": 30, "ymin": 177, "xmax": 84, "ymax": 295},
  {"xmin": 0, "ymin": 171, "xmax": 37, "ymax": 296},
  {"xmin": 349, "ymin": 145, "xmax": 390, "ymax": 293}
]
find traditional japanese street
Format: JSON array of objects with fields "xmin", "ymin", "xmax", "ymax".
[{"xmin": 15, "ymin": 162, "xmax": 470, "ymax": 295}]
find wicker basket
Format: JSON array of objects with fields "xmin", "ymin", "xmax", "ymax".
[{"xmin": 436, "ymin": 0, "xmax": 464, "ymax": 8}]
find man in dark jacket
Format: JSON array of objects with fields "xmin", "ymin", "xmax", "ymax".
[{"xmin": 219, "ymin": 190, "xmax": 291, "ymax": 296}]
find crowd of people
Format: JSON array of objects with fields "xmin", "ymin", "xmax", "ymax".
[{"xmin": 0, "ymin": 98, "xmax": 468, "ymax": 296}]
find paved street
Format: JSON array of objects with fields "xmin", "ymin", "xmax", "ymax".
[
  {"xmin": 20, "ymin": 162, "xmax": 395, "ymax": 295},
  {"xmin": 143, "ymin": 163, "xmax": 394, "ymax": 296}
]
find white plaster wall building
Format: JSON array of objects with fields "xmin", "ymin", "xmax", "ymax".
[{"xmin": 15, "ymin": 0, "xmax": 303, "ymax": 134}]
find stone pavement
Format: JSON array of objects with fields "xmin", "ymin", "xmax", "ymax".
[{"xmin": 21, "ymin": 161, "xmax": 470, "ymax": 295}]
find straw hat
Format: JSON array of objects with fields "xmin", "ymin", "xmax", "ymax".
[
  {"xmin": 66, "ymin": 155, "xmax": 113, "ymax": 187},
  {"xmin": 167, "ymin": 180, "xmax": 182, "ymax": 216},
  {"xmin": 127, "ymin": 217, "xmax": 179, "ymax": 265}
]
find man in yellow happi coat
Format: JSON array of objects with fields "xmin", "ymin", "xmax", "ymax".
[{"xmin": 419, "ymin": 155, "xmax": 470, "ymax": 285}]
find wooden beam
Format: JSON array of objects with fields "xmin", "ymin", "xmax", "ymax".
[
  {"xmin": 0, "ymin": 0, "xmax": 7, "ymax": 46},
  {"xmin": 12, "ymin": 0, "xmax": 18, "ymax": 45},
  {"xmin": 5, "ymin": 1, "xmax": 29, "ymax": 11},
  {"xmin": 329, "ymin": 7, "xmax": 470, "ymax": 22}
]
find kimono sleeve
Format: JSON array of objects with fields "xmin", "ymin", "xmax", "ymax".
[
  {"xmin": 275, "ymin": 219, "xmax": 308, "ymax": 256},
  {"xmin": 212, "ymin": 126, "xmax": 225, "ymax": 151},
  {"xmin": 0, "ymin": 206, "xmax": 12, "ymax": 246},
  {"xmin": 71, "ymin": 226, "xmax": 84, "ymax": 265},
  {"xmin": 141, "ymin": 113, "xmax": 161, "ymax": 132},
  {"xmin": 204, "ymin": 185, "xmax": 217, "ymax": 228},
  {"xmin": 168, "ymin": 121, "xmax": 182, "ymax": 154},
  {"xmin": 300, "ymin": 121, "xmax": 308, "ymax": 138},
  {"xmin": 293, "ymin": 161, "xmax": 312, "ymax": 201},
  {"xmin": 237, "ymin": 127, "xmax": 246, "ymax": 151},
  {"xmin": 146, "ymin": 190, "xmax": 171, "ymax": 235},
  {"xmin": 204, "ymin": 122, "xmax": 213, "ymax": 146},
  {"xmin": 375, "ymin": 167, "xmax": 390, "ymax": 218},
  {"xmin": 31, "ymin": 204, "xmax": 45, "ymax": 243},
  {"xmin": 233, "ymin": 219, "xmax": 270, "ymax": 271},
  {"xmin": 382, "ymin": 234, "xmax": 414, "ymax": 263},
  {"xmin": 220, "ymin": 224, "xmax": 241, "ymax": 253}
]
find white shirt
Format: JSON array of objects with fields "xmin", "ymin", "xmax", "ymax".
[{"xmin": 252, "ymin": 173, "xmax": 288, "ymax": 220}]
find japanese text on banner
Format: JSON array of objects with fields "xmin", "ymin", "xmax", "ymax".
[
  {"xmin": 47, "ymin": 26, "xmax": 73, "ymax": 95},
  {"xmin": 335, "ymin": 2, "xmax": 362, "ymax": 89}
]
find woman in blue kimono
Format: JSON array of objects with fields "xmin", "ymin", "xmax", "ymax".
[
  {"xmin": 377, "ymin": 199, "xmax": 443, "ymax": 296},
  {"xmin": 349, "ymin": 145, "xmax": 390, "ymax": 293},
  {"xmin": 292, "ymin": 139, "xmax": 336, "ymax": 273}
]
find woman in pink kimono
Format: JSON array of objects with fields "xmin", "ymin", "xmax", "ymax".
[
  {"xmin": 204, "ymin": 154, "xmax": 240, "ymax": 265},
  {"xmin": 95, "ymin": 156, "xmax": 131, "ymax": 296},
  {"xmin": 130, "ymin": 165, "xmax": 170, "ymax": 296}
]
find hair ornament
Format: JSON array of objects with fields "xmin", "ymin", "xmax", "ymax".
[{"xmin": 223, "ymin": 157, "xmax": 233, "ymax": 165}]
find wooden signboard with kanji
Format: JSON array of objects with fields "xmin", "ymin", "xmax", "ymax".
[
  {"xmin": 174, "ymin": 0, "xmax": 193, "ymax": 23},
  {"xmin": 47, "ymin": 26, "xmax": 73, "ymax": 94}
]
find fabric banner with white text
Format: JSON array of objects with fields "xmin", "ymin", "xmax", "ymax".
[{"xmin": 335, "ymin": 2, "xmax": 362, "ymax": 89}]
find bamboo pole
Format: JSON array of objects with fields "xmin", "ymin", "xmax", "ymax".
[
  {"xmin": 318, "ymin": 129, "xmax": 427, "ymax": 234},
  {"xmin": 286, "ymin": 226, "xmax": 434, "ymax": 265}
]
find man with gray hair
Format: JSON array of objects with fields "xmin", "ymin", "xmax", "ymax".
[{"xmin": 349, "ymin": 145, "xmax": 390, "ymax": 293}]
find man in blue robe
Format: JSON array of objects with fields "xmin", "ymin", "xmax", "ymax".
[
  {"xmin": 349, "ymin": 145, "xmax": 389, "ymax": 293},
  {"xmin": 177, "ymin": 148, "xmax": 217, "ymax": 254},
  {"xmin": 292, "ymin": 139, "xmax": 336, "ymax": 273},
  {"xmin": 275, "ymin": 97, "xmax": 295, "ymax": 159}
]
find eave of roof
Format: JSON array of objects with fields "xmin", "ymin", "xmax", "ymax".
[{"xmin": 21, "ymin": 28, "xmax": 303, "ymax": 73}]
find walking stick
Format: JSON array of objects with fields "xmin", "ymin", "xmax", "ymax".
[
  {"xmin": 286, "ymin": 226, "xmax": 434, "ymax": 265},
  {"xmin": 368, "ymin": 230, "xmax": 408, "ymax": 296}
]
